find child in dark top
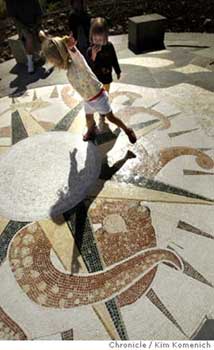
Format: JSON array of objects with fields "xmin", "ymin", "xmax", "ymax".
[
  {"xmin": 86, "ymin": 17, "xmax": 121, "ymax": 130},
  {"xmin": 68, "ymin": 0, "xmax": 91, "ymax": 57}
]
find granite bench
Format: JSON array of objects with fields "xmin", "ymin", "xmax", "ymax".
[{"xmin": 128, "ymin": 13, "xmax": 167, "ymax": 54}]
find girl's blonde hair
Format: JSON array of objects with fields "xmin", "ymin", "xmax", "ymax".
[
  {"xmin": 89, "ymin": 17, "xmax": 108, "ymax": 44},
  {"xmin": 40, "ymin": 32, "xmax": 70, "ymax": 69}
]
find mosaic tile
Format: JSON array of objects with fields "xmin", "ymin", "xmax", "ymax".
[
  {"xmin": 7, "ymin": 204, "xmax": 182, "ymax": 340},
  {"xmin": 132, "ymin": 97, "xmax": 160, "ymax": 109},
  {"xmin": 0, "ymin": 127, "xmax": 11, "ymax": 138},
  {"xmin": 115, "ymin": 175, "xmax": 214, "ymax": 203},
  {"xmin": 111, "ymin": 143, "xmax": 214, "ymax": 181},
  {"xmin": 38, "ymin": 121, "xmax": 55, "ymax": 131},
  {"xmin": 32, "ymin": 90, "xmax": 37, "ymax": 101},
  {"xmin": 39, "ymin": 216, "xmax": 120, "ymax": 340},
  {"xmin": 61, "ymin": 328, "xmax": 73, "ymax": 340},
  {"xmin": 153, "ymin": 102, "xmax": 181, "ymax": 117},
  {"xmin": 91, "ymin": 181, "xmax": 214, "ymax": 205},
  {"xmin": 172, "ymin": 64, "xmax": 211, "ymax": 74},
  {"xmin": 92, "ymin": 303, "xmax": 121, "ymax": 339},
  {"xmin": 50, "ymin": 86, "xmax": 59, "ymax": 99},
  {"xmin": 53, "ymin": 102, "xmax": 83, "ymax": 131},
  {"xmin": 0, "ymin": 221, "xmax": 29, "ymax": 265},
  {"xmin": 0, "ymin": 146, "xmax": 10, "ymax": 155},
  {"xmin": 0, "ymin": 218, "xmax": 9, "ymax": 236},
  {"xmin": 0, "ymin": 108, "xmax": 10, "ymax": 119},
  {"xmin": 197, "ymin": 148, "xmax": 213, "ymax": 152},
  {"xmin": 8, "ymin": 223, "xmax": 182, "ymax": 308},
  {"xmin": 64, "ymin": 202, "xmax": 104, "ymax": 273},
  {"xmin": 0, "ymin": 133, "xmax": 101, "ymax": 221},
  {"xmin": 0, "ymin": 73, "xmax": 214, "ymax": 340},
  {"xmin": 117, "ymin": 106, "xmax": 171, "ymax": 130},
  {"xmin": 67, "ymin": 109, "xmax": 85, "ymax": 134},
  {"xmin": 168, "ymin": 128, "xmax": 199, "ymax": 138},
  {"xmin": 130, "ymin": 117, "xmax": 164, "ymax": 131},
  {"xmin": 168, "ymin": 246, "xmax": 213, "ymax": 288},
  {"xmin": 89, "ymin": 200, "xmax": 158, "ymax": 309},
  {"xmin": 0, "ymin": 306, "xmax": 28, "ymax": 340},
  {"xmin": 146, "ymin": 289, "xmax": 187, "ymax": 336},
  {"xmin": 39, "ymin": 217, "xmax": 86, "ymax": 274},
  {"xmin": 89, "ymin": 200, "xmax": 156, "ymax": 266},
  {"xmin": 192, "ymin": 318, "xmax": 214, "ymax": 340},
  {"xmin": 64, "ymin": 202, "xmax": 128, "ymax": 340},
  {"xmin": 119, "ymin": 57, "xmax": 174, "ymax": 68},
  {"xmin": 181, "ymin": 259, "xmax": 213, "ymax": 288},
  {"xmin": 0, "ymin": 137, "xmax": 11, "ymax": 146},
  {"xmin": 183, "ymin": 170, "xmax": 214, "ymax": 176},
  {"xmin": 12, "ymin": 99, "xmax": 51, "ymax": 113},
  {"xmin": 106, "ymin": 300, "xmax": 128, "ymax": 340},
  {"xmin": 110, "ymin": 91, "xmax": 142, "ymax": 105},
  {"xmin": 0, "ymin": 110, "xmax": 11, "ymax": 127},
  {"xmin": 135, "ymin": 121, "xmax": 166, "ymax": 138},
  {"xmin": 177, "ymin": 221, "xmax": 214, "ymax": 240},
  {"xmin": 11, "ymin": 110, "xmax": 28, "ymax": 144},
  {"xmin": 61, "ymin": 85, "xmax": 80, "ymax": 109},
  {"xmin": 18, "ymin": 109, "xmax": 45, "ymax": 136}
]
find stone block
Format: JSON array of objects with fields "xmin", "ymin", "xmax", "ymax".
[{"xmin": 128, "ymin": 13, "xmax": 166, "ymax": 54}]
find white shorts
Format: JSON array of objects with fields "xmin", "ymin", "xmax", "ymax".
[{"xmin": 84, "ymin": 90, "xmax": 112, "ymax": 115}]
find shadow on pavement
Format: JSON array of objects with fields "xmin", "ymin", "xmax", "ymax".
[{"xmin": 9, "ymin": 63, "xmax": 54, "ymax": 97}]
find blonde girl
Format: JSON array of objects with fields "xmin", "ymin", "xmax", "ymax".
[{"xmin": 40, "ymin": 31, "xmax": 136, "ymax": 143}]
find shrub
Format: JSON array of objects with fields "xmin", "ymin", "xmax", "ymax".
[{"xmin": 0, "ymin": 0, "xmax": 6, "ymax": 19}]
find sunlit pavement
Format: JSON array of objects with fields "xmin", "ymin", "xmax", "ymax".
[{"xmin": 0, "ymin": 33, "xmax": 214, "ymax": 340}]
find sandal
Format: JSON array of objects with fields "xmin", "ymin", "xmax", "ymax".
[
  {"xmin": 83, "ymin": 123, "xmax": 97, "ymax": 142},
  {"xmin": 126, "ymin": 128, "xmax": 137, "ymax": 144}
]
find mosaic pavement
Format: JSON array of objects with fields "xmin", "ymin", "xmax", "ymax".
[{"xmin": 0, "ymin": 53, "xmax": 214, "ymax": 340}]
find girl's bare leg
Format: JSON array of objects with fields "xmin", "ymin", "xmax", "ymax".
[
  {"xmin": 83, "ymin": 113, "xmax": 97, "ymax": 141},
  {"xmin": 99, "ymin": 84, "xmax": 110, "ymax": 128},
  {"xmin": 86, "ymin": 113, "xmax": 96, "ymax": 129},
  {"xmin": 106, "ymin": 111, "xmax": 137, "ymax": 144}
]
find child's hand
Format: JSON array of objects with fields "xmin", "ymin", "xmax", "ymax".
[
  {"xmin": 91, "ymin": 45, "xmax": 101, "ymax": 61},
  {"xmin": 67, "ymin": 33, "xmax": 77, "ymax": 49},
  {"xmin": 117, "ymin": 73, "xmax": 121, "ymax": 80}
]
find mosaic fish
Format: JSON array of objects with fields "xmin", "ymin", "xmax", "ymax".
[{"xmin": 8, "ymin": 223, "xmax": 183, "ymax": 308}]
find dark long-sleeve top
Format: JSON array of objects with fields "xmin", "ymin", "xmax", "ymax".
[
  {"xmin": 86, "ymin": 42, "xmax": 121, "ymax": 84},
  {"xmin": 6, "ymin": 0, "xmax": 42, "ymax": 27}
]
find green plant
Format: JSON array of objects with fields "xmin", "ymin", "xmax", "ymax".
[
  {"xmin": 0, "ymin": 0, "xmax": 6, "ymax": 19},
  {"xmin": 47, "ymin": 1, "xmax": 61, "ymax": 12},
  {"xmin": 39, "ymin": 0, "xmax": 47, "ymax": 11}
]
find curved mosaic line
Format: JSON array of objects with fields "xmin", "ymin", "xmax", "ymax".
[
  {"xmin": 114, "ymin": 144, "xmax": 214, "ymax": 180},
  {"xmin": 159, "ymin": 147, "xmax": 214, "ymax": 171},
  {"xmin": 0, "ymin": 306, "xmax": 28, "ymax": 340},
  {"xmin": 109, "ymin": 91, "xmax": 142, "ymax": 105},
  {"xmin": 8, "ymin": 223, "xmax": 183, "ymax": 308},
  {"xmin": 116, "ymin": 106, "xmax": 170, "ymax": 129}
]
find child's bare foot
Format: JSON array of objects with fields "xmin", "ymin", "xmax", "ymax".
[
  {"xmin": 126, "ymin": 128, "xmax": 137, "ymax": 144},
  {"xmin": 83, "ymin": 123, "xmax": 97, "ymax": 141}
]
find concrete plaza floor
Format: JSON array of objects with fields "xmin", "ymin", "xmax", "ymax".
[{"xmin": 0, "ymin": 33, "xmax": 214, "ymax": 340}]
